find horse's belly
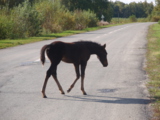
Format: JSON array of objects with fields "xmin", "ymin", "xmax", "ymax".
[{"xmin": 62, "ymin": 57, "xmax": 73, "ymax": 63}]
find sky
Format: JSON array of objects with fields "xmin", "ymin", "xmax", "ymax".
[{"xmin": 111, "ymin": 0, "xmax": 155, "ymax": 4}]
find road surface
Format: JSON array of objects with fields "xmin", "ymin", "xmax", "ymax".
[{"xmin": 0, "ymin": 23, "xmax": 154, "ymax": 120}]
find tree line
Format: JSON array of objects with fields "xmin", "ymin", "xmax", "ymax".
[
  {"xmin": 0, "ymin": 0, "xmax": 113, "ymax": 22},
  {"xmin": 111, "ymin": 1, "xmax": 154, "ymax": 18},
  {"xmin": 61, "ymin": 0, "xmax": 113, "ymax": 22},
  {"xmin": 0, "ymin": 0, "xmax": 158, "ymax": 20},
  {"xmin": 61, "ymin": 0, "xmax": 155, "ymax": 20}
]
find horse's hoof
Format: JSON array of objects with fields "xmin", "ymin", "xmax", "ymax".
[
  {"xmin": 43, "ymin": 95, "xmax": 47, "ymax": 98},
  {"xmin": 67, "ymin": 89, "xmax": 71, "ymax": 93},
  {"xmin": 61, "ymin": 92, "xmax": 65, "ymax": 94},
  {"xmin": 83, "ymin": 92, "xmax": 87, "ymax": 95}
]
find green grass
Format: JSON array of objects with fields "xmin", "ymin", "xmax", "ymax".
[
  {"xmin": 0, "ymin": 24, "xmax": 123, "ymax": 49},
  {"xmin": 146, "ymin": 23, "xmax": 160, "ymax": 120}
]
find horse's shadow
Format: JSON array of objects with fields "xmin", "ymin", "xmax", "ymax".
[{"xmin": 47, "ymin": 94, "xmax": 151, "ymax": 105}]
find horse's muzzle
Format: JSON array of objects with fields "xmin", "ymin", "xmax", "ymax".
[
  {"xmin": 103, "ymin": 64, "xmax": 108, "ymax": 67},
  {"xmin": 103, "ymin": 62, "xmax": 108, "ymax": 67}
]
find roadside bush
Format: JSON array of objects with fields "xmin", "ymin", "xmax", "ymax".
[
  {"xmin": 129, "ymin": 15, "xmax": 137, "ymax": 22},
  {"xmin": 36, "ymin": 0, "xmax": 98, "ymax": 32},
  {"xmin": 59, "ymin": 10, "xmax": 75, "ymax": 31},
  {"xmin": 87, "ymin": 10, "xmax": 98, "ymax": 27},
  {"xmin": 0, "ymin": 6, "xmax": 15, "ymax": 39},
  {"xmin": 35, "ymin": 0, "xmax": 65, "ymax": 33},
  {"xmin": 151, "ymin": 4, "xmax": 160, "ymax": 22},
  {"xmin": 74, "ymin": 10, "xmax": 98, "ymax": 30},
  {"xmin": 0, "ymin": 15, "xmax": 13, "ymax": 39},
  {"xmin": 74, "ymin": 10, "xmax": 88, "ymax": 30},
  {"xmin": 152, "ymin": 16, "xmax": 160, "ymax": 22},
  {"xmin": 11, "ymin": 0, "xmax": 41, "ymax": 38}
]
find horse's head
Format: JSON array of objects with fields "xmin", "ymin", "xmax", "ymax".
[{"xmin": 97, "ymin": 44, "xmax": 108, "ymax": 67}]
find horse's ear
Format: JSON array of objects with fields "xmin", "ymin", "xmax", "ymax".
[{"xmin": 103, "ymin": 44, "xmax": 106, "ymax": 48}]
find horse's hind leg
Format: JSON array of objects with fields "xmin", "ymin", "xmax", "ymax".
[
  {"xmin": 42, "ymin": 64, "xmax": 64, "ymax": 98},
  {"xmin": 42, "ymin": 66, "xmax": 52, "ymax": 98},
  {"xmin": 51, "ymin": 65, "xmax": 65, "ymax": 94},
  {"xmin": 67, "ymin": 64, "xmax": 80, "ymax": 93}
]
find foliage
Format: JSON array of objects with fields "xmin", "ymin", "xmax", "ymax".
[
  {"xmin": 35, "ymin": 0, "xmax": 65, "ymax": 33},
  {"xmin": 0, "ymin": 0, "xmax": 42, "ymax": 39},
  {"xmin": 11, "ymin": 0, "xmax": 42, "ymax": 38},
  {"xmin": 111, "ymin": 17, "xmax": 149, "ymax": 24},
  {"xmin": 74, "ymin": 10, "xmax": 98, "ymax": 30},
  {"xmin": 87, "ymin": 11, "xmax": 98, "ymax": 27},
  {"xmin": 110, "ymin": 1, "xmax": 154, "ymax": 18},
  {"xmin": 0, "ymin": 0, "xmax": 25, "ymax": 8},
  {"xmin": 129, "ymin": 15, "xmax": 137, "ymax": 22},
  {"xmin": 0, "ymin": 6, "xmax": 13, "ymax": 39},
  {"xmin": 151, "ymin": 2, "xmax": 160, "ymax": 22},
  {"xmin": 111, "ymin": 18, "xmax": 130, "ymax": 23},
  {"xmin": 61, "ymin": 0, "xmax": 113, "ymax": 22},
  {"xmin": 35, "ymin": 0, "xmax": 98, "ymax": 32},
  {"xmin": 0, "ymin": 14, "xmax": 13, "ymax": 39},
  {"xmin": 0, "ymin": 0, "xmax": 99, "ymax": 39},
  {"xmin": 0, "ymin": 0, "xmax": 39, "ymax": 8}
]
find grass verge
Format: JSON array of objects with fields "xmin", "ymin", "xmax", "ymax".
[
  {"xmin": 0, "ymin": 24, "xmax": 123, "ymax": 49},
  {"xmin": 146, "ymin": 23, "xmax": 160, "ymax": 120}
]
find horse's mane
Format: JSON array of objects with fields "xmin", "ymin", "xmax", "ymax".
[{"xmin": 74, "ymin": 41, "xmax": 102, "ymax": 47}]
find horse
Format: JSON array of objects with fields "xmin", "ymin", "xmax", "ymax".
[{"xmin": 40, "ymin": 41, "xmax": 108, "ymax": 98}]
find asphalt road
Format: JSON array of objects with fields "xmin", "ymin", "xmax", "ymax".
[{"xmin": 0, "ymin": 23, "xmax": 154, "ymax": 120}]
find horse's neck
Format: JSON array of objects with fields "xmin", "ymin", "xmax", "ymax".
[{"xmin": 87, "ymin": 44, "xmax": 99, "ymax": 55}]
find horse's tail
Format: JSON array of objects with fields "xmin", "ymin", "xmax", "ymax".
[{"xmin": 40, "ymin": 44, "xmax": 50, "ymax": 65}]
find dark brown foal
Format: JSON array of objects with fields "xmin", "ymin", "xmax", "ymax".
[{"xmin": 40, "ymin": 41, "xmax": 108, "ymax": 98}]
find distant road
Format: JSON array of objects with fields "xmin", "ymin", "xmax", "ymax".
[{"xmin": 0, "ymin": 22, "xmax": 155, "ymax": 120}]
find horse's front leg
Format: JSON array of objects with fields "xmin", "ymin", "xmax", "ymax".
[
  {"xmin": 67, "ymin": 64, "xmax": 80, "ymax": 93},
  {"xmin": 81, "ymin": 62, "xmax": 87, "ymax": 95}
]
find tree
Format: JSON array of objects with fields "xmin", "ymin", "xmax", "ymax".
[
  {"xmin": 61, "ymin": 0, "xmax": 90, "ymax": 11},
  {"xmin": 151, "ymin": 0, "xmax": 160, "ymax": 21},
  {"xmin": 155, "ymin": 0, "xmax": 160, "ymax": 5},
  {"xmin": 111, "ymin": 1, "xmax": 154, "ymax": 18},
  {"xmin": 61, "ymin": 0, "xmax": 113, "ymax": 22}
]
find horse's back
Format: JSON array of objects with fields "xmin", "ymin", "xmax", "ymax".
[
  {"xmin": 62, "ymin": 42, "xmax": 88, "ymax": 63},
  {"xmin": 47, "ymin": 41, "xmax": 91, "ymax": 63}
]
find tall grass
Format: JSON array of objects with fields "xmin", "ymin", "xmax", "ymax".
[
  {"xmin": 111, "ymin": 17, "xmax": 150, "ymax": 24},
  {"xmin": 111, "ymin": 18, "xmax": 130, "ymax": 24}
]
